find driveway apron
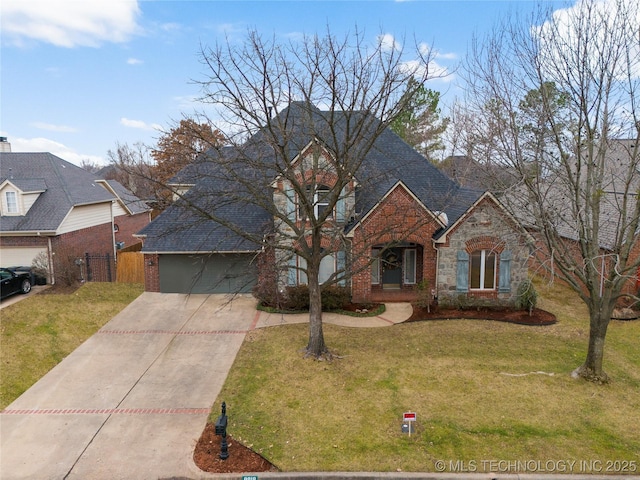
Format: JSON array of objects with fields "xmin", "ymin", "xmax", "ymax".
[{"xmin": 0, "ymin": 292, "xmax": 259, "ymax": 480}]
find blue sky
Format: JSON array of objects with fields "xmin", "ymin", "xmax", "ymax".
[{"xmin": 2, "ymin": 0, "xmax": 562, "ymax": 166}]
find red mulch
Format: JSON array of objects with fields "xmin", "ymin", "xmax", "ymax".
[
  {"xmin": 406, "ymin": 306, "xmax": 557, "ymax": 325},
  {"xmin": 194, "ymin": 303, "xmax": 556, "ymax": 473},
  {"xmin": 193, "ymin": 423, "xmax": 278, "ymax": 473}
]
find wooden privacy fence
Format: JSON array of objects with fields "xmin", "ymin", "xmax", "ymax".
[{"xmin": 116, "ymin": 251, "xmax": 145, "ymax": 284}]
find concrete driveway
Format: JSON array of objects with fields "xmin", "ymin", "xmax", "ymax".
[{"xmin": 0, "ymin": 292, "xmax": 259, "ymax": 480}]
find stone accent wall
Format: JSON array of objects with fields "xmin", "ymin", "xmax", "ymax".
[{"xmin": 437, "ymin": 197, "xmax": 530, "ymax": 307}]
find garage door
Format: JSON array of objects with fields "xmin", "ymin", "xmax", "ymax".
[
  {"xmin": 159, "ymin": 253, "xmax": 257, "ymax": 294},
  {"xmin": 0, "ymin": 247, "xmax": 47, "ymax": 268}
]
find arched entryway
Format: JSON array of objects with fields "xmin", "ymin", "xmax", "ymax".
[{"xmin": 370, "ymin": 243, "xmax": 423, "ymax": 301}]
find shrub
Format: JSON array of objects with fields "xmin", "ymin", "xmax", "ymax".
[
  {"xmin": 281, "ymin": 285, "xmax": 309, "ymax": 311},
  {"xmin": 414, "ymin": 279, "xmax": 431, "ymax": 309},
  {"xmin": 321, "ymin": 285, "xmax": 351, "ymax": 311},
  {"xmin": 516, "ymin": 279, "xmax": 538, "ymax": 315},
  {"xmin": 256, "ymin": 284, "xmax": 352, "ymax": 312},
  {"xmin": 252, "ymin": 280, "xmax": 285, "ymax": 309},
  {"xmin": 31, "ymin": 252, "xmax": 50, "ymax": 284}
]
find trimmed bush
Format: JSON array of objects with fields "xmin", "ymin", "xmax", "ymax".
[{"xmin": 516, "ymin": 279, "xmax": 538, "ymax": 314}]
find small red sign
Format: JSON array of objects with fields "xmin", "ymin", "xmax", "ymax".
[{"xmin": 403, "ymin": 412, "xmax": 416, "ymax": 422}]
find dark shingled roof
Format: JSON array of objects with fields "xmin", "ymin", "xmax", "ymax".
[
  {"xmin": 101, "ymin": 179, "xmax": 150, "ymax": 215},
  {"xmin": 0, "ymin": 152, "xmax": 115, "ymax": 233},
  {"xmin": 141, "ymin": 102, "xmax": 484, "ymax": 253}
]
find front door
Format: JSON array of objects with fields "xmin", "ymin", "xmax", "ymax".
[{"xmin": 381, "ymin": 248, "xmax": 402, "ymax": 289}]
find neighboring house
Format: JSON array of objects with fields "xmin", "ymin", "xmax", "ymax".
[
  {"xmin": 138, "ymin": 103, "xmax": 532, "ymax": 306},
  {"xmin": 96, "ymin": 179, "xmax": 152, "ymax": 249},
  {"xmin": 516, "ymin": 138, "xmax": 640, "ymax": 301},
  {"xmin": 0, "ymin": 152, "xmax": 150, "ymax": 284},
  {"xmin": 438, "ymin": 155, "xmax": 519, "ymax": 193}
]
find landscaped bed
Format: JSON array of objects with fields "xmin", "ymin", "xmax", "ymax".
[
  {"xmin": 194, "ymin": 282, "xmax": 639, "ymax": 473},
  {"xmin": 406, "ymin": 305, "xmax": 557, "ymax": 325}
]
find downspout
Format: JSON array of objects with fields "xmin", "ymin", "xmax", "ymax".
[
  {"xmin": 434, "ymin": 239, "xmax": 440, "ymax": 302},
  {"xmin": 47, "ymin": 237, "xmax": 55, "ymax": 285},
  {"xmin": 110, "ymin": 201, "xmax": 117, "ymax": 260}
]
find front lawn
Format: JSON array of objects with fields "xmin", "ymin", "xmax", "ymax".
[
  {"xmin": 0, "ymin": 283, "xmax": 144, "ymax": 409},
  {"xmin": 210, "ymin": 279, "xmax": 640, "ymax": 473}
]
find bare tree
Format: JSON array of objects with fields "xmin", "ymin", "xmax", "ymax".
[
  {"xmin": 167, "ymin": 29, "xmax": 441, "ymax": 358},
  {"xmin": 105, "ymin": 142, "xmax": 160, "ymax": 206},
  {"xmin": 460, "ymin": 0, "xmax": 640, "ymax": 382}
]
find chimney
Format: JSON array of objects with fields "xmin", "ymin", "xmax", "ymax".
[{"xmin": 0, "ymin": 137, "xmax": 11, "ymax": 152}]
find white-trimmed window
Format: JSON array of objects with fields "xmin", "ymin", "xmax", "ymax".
[
  {"xmin": 297, "ymin": 254, "xmax": 336, "ymax": 285},
  {"xmin": 371, "ymin": 248, "xmax": 381, "ymax": 284},
  {"xmin": 299, "ymin": 185, "xmax": 332, "ymax": 219},
  {"xmin": 403, "ymin": 249, "xmax": 417, "ymax": 284},
  {"xmin": 4, "ymin": 191, "xmax": 18, "ymax": 214},
  {"xmin": 470, "ymin": 250, "xmax": 496, "ymax": 290}
]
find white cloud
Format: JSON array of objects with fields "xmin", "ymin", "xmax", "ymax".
[
  {"xmin": 1, "ymin": 0, "xmax": 141, "ymax": 48},
  {"xmin": 31, "ymin": 122, "xmax": 77, "ymax": 133},
  {"xmin": 377, "ymin": 33, "xmax": 402, "ymax": 52},
  {"xmin": 4, "ymin": 135, "xmax": 105, "ymax": 166},
  {"xmin": 533, "ymin": 0, "xmax": 640, "ymax": 79},
  {"xmin": 437, "ymin": 52, "xmax": 458, "ymax": 60},
  {"xmin": 127, "ymin": 58, "xmax": 143, "ymax": 65},
  {"xmin": 402, "ymin": 58, "xmax": 453, "ymax": 83},
  {"xmin": 120, "ymin": 118, "xmax": 162, "ymax": 131}
]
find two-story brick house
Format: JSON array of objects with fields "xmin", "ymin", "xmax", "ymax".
[
  {"xmin": 0, "ymin": 152, "xmax": 151, "ymax": 284},
  {"xmin": 139, "ymin": 103, "xmax": 531, "ymax": 306}
]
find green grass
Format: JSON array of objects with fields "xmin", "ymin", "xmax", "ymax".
[
  {"xmin": 213, "ymin": 279, "xmax": 640, "ymax": 472},
  {"xmin": 0, "ymin": 283, "xmax": 144, "ymax": 409}
]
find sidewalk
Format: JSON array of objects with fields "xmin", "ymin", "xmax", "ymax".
[
  {"xmin": 0, "ymin": 294, "xmax": 413, "ymax": 480},
  {"xmin": 255, "ymin": 302, "xmax": 413, "ymax": 328}
]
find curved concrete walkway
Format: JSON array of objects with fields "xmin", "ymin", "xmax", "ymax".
[{"xmin": 0, "ymin": 293, "xmax": 410, "ymax": 480}]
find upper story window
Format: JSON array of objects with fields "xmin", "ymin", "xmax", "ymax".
[
  {"xmin": 299, "ymin": 185, "xmax": 332, "ymax": 219},
  {"xmin": 470, "ymin": 250, "xmax": 496, "ymax": 290},
  {"xmin": 4, "ymin": 191, "xmax": 18, "ymax": 214},
  {"xmin": 315, "ymin": 185, "xmax": 331, "ymax": 218}
]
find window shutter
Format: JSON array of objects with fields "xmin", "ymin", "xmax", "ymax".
[
  {"xmin": 456, "ymin": 250, "xmax": 469, "ymax": 292},
  {"xmin": 335, "ymin": 186, "xmax": 347, "ymax": 222},
  {"xmin": 287, "ymin": 256, "xmax": 297, "ymax": 286},
  {"xmin": 337, "ymin": 250, "xmax": 346, "ymax": 286},
  {"xmin": 499, "ymin": 250, "xmax": 512, "ymax": 292},
  {"xmin": 284, "ymin": 185, "xmax": 296, "ymax": 222}
]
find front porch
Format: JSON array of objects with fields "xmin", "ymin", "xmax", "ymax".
[{"xmin": 370, "ymin": 286, "xmax": 418, "ymax": 303}]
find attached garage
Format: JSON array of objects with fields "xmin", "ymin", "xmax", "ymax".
[
  {"xmin": 159, "ymin": 253, "xmax": 257, "ymax": 294},
  {"xmin": 0, "ymin": 246, "xmax": 47, "ymax": 268}
]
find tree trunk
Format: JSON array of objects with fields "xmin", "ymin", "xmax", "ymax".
[
  {"xmin": 305, "ymin": 268, "xmax": 328, "ymax": 358},
  {"xmin": 572, "ymin": 308, "xmax": 612, "ymax": 383}
]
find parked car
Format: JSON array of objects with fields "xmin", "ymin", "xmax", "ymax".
[
  {"xmin": 1, "ymin": 267, "xmax": 32, "ymax": 300},
  {"xmin": 7, "ymin": 266, "xmax": 47, "ymax": 285}
]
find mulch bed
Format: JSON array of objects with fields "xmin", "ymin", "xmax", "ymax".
[
  {"xmin": 193, "ymin": 423, "xmax": 278, "ymax": 473},
  {"xmin": 406, "ymin": 306, "xmax": 557, "ymax": 325},
  {"xmin": 194, "ymin": 302, "xmax": 558, "ymax": 473}
]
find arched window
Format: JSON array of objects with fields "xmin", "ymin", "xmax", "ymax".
[{"xmin": 470, "ymin": 250, "xmax": 496, "ymax": 290}]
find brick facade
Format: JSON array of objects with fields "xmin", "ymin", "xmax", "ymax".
[
  {"xmin": 114, "ymin": 212, "xmax": 150, "ymax": 248},
  {"xmin": 1, "ymin": 222, "xmax": 116, "ymax": 284},
  {"xmin": 143, "ymin": 253, "xmax": 160, "ymax": 292},
  {"xmin": 350, "ymin": 184, "xmax": 441, "ymax": 303},
  {"xmin": 529, "ymin": 229, "xmax": 640, "ymax": 304}
]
